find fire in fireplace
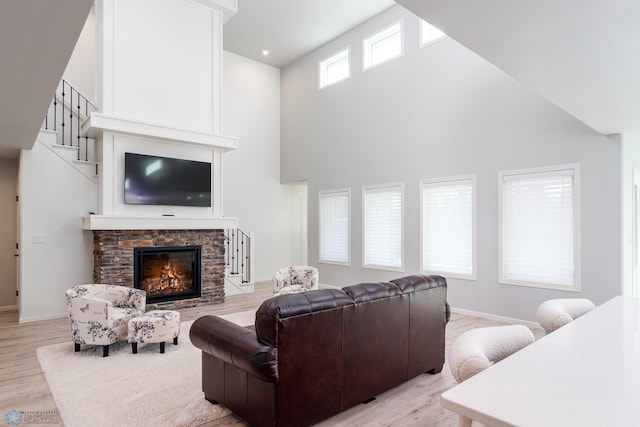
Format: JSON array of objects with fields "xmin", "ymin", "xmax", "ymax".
[{"xmin": 133, "ymin": 246, "xmax": 202, "ymax": 304}]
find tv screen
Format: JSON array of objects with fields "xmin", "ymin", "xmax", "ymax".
[{"xmin": 124, "ymin": 152, "xmax": 211, "ymax": 207}]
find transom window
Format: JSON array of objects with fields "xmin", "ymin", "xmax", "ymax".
[
  {"xmin": 363, "ymin": 183, "xmax": 404, "ymax": 271},
  {"xmin": 319, "ymin": 47, "xmax": 350, "ymax": 89},
  {"xmin": 319, "ymin": 189, "xmax": 351, "ymax": 265},
  {"xmin": 419, "ymin": 19, "xmax": 446, "ymax": 47},
  {"xmin": 421, "ymin": 176, "xmax": 475, "ymax": 279},
  {"xmin": 363, "ymin": 20, "xmax": 403, "ymax": 71},
  {"xmin": 499, "ymin": 164, "xmax": 580, "ymax": 291}
]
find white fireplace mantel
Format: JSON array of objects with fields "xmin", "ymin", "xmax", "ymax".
[{"xmin": 82, "ymin": 214, "xmax": 237, "ymax": 230}]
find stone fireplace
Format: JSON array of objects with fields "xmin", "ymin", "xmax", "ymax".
[{"xmin": 92, "ymin": 229, "xmax": 225, "ymax": 310}]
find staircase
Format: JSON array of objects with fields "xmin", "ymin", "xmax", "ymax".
[
  {"xmin": 224, "ymin": 228, "xmax": 255, "ymax": 295},
  {"xmin": 41, "ymin": 79, "xmax": 98, "ymax": 180}
]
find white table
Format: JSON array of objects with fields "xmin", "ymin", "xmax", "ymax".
[{"xmin": 441, "ymin": 296, "xmax": 640, "ymax": 427}]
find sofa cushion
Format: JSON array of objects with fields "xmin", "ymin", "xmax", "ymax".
[
  {"xmin": 391, "ymin": 274, "xmax": 450, "ymax": 323},
  {"xmin": 391, "ymin": 274, "xmax": 446, "ymax": 293},
  {"xmin": 341, "ymin": 281, "xmax": 401, "ymax": 302},
  {"xmin": 255, "ymin": 289, "xmax": 353, "ymax": 347}
]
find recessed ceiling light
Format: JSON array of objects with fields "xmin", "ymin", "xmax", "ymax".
[{"xmin": 262, "ymin": 49, "xmax": 269, "ymax": 56}]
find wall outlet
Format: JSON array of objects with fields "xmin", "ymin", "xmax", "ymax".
[{"xmin": 31, "ymin": 233, "xmax": 45, "ymax": 244}]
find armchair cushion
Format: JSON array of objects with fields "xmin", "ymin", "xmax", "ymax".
[{"xmin": 272, "ymin": 266, "xmax": 319, "ymax": 296}]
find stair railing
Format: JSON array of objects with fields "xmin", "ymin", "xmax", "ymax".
[
  {"xmin": 43, "ymin": 79, "xmax": 97, "ymax": 161},
  {"xmin": 225, "ymin": 228, "xmax": 251, "ymax": 284}
]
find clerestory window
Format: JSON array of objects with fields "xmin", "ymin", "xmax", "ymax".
[{"xmin": 319, "ymin": 47, "xmax": 350, "ymax": 89}]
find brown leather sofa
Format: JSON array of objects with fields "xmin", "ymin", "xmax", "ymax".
[{"xmin": 189, "ymin": 274, "xmax": 449, "ymax": 427}]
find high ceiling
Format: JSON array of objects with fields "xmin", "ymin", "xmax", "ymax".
[
  {"xmin": 396, "ymin": 0, "xmax": 640, "ymax": 135},
  {"xmin": 3, "ymin": 0, "xmax": 640, "ymax": 159},
  {"xmin": 223, "ymin": 0, "xmax": 395, "ymax": 68},
  {"xmin": 0, "ymin": 0, "xmax": 395, "ymax": 159}
]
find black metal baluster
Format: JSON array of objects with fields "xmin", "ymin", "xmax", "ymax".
[
  {"xmin": 61, "ymin": 81, "xmax": 65, "ymax": 145},
  {"xmin": 77, "ymin": 93, "xmax": 81, "ymax": 160},
  {"xmin": 233, "ymin": 230, "xmax": 240, "ymax": 274},
  {"xmin": 69, "ymin": 86, "xmax": 74, "ymax": 149},
  {"xmin": 245, "ymin": 234, "xmax": 251, "ymax": 283},
  {"xmin": 53, "ymin": 92, "xmax": 57, "ymax": 131},
  {"xmin": 240, "ymin": 237, "xmax": 245, "ymax": 282}
]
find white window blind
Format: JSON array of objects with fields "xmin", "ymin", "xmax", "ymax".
[
  {"xmin": 319, "ymin": 48, "xmax": 350, "ymax": 89},
  {"xmin": 363, "ymin": 184, "xmax": 403, "ymax": 270},
  {"xmin": 500, "ymin": 166, "xmax": 579, "ymax": 289},
  {"xmin": 421, "ymin": 177, "xmax": 475, "ymax": 278},
  {"xmin": 319, "ymin": 189, "xmax": 350, "ymax": 264},
  {"xmin": 363, "ymin": 21, "xmax": 403, "ymax": 70}
]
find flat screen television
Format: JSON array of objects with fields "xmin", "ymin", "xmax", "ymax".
[{"xmin": 124, "ymin": 152, "xmax": 211, "ymax": 207}]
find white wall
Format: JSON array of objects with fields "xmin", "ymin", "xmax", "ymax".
[
  {"xmin": 92, "ymin": 0, "xmax": 233, "ymax": 220},
  {"xmin": 97, "ymin": 0, "xmax": 223, "ymax": 134},
  {"xmin": 223, "ymin": 51, "xmax": 303, "ymax": 281},
  {"xmin": 0, "ymin": 159, "xmax": 18, "ymax": 308},
  {"xmin": 19, "ymin": 138, "xmax": 97, "ymax": 322},
  {"xmin": 280, "ymin": 5, "xmax": 622, "ymax": 321}
]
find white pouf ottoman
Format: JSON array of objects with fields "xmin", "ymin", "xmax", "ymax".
[
  {"xmin": 448, "ymin": 324, "xmax": 534, "ymax": 383},
  {"xmin": 128, "ymin": 310, "xmax": 180, "ymax": 354},
  {"xmin": 536, "ymin": 298, "xmax": 595, "ymax": 334}
]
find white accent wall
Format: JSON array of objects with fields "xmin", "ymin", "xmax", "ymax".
[
  {"xmin": 19, "ymin": 137, "xmax": 97, "ymax": 322},
  {"xmin": 96, "ymin": 0, "xmax": 224, "ymax": 134},
  {"xmin": 223, "ymin": 51, "xmax": 305, "ymax": 281},
  {"xmin": 0, "ymin": 159, "xmax": 18, "ymax": 309},
  {"xmin": 280, "ymin": 5, "xmax": 622, "ymax": 321},
  {"xmin": 89, "ymin": 0, "xmax": 236, "ymax": 223}
]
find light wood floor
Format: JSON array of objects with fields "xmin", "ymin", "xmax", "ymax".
[{"xmin": 0, "ymin": 282, "xmax": 543, "ymax": 427}]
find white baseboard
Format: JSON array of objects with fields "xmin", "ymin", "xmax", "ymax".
[
  {"xmin": 0, "ymin": 305, "xmax": 17, "ymax": 313},
  {"xmin": 451, "ymin": 306, "xmax": 541, "ymax": 329},
  {"xmin": 19, "ymin": 312, "xmax": 67, "ymax": 324}
]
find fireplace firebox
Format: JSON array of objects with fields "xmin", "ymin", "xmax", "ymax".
[{"xmin": 133, "ymin": 245, "xmax": 202, "ymax": 304}]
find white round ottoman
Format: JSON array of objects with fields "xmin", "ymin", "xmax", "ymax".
[
  {"xmin": 128, "ymin": 310, "xmax": 181, "ymax": 354},
  {"xmin": 536, "ymin": 298, "xmax": 595, "ymax": 334},
  {"xmin": 448, "ymin": 324, "xmax": 534, "ymax": 383}
]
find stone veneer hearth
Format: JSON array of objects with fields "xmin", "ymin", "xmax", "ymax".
[{"xmin": 92, "ymin": 229, "xmax": 225, "ymax": 310}]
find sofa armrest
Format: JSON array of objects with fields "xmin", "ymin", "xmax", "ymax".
[{"xmin": 190, "ymin": 315, "xmax": 278, "ymax": 383}]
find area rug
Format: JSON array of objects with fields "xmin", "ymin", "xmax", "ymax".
[{"xmin": 37, "ymin": 319, "xmax": 235, "ymax": 427}]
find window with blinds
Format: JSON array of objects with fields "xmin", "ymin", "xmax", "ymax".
[
  {"xmin": 363, "ymin": 183, "xmax": 404, "ymax": 271},
  {"xmin": 319, "ymin": 189, "xmax": 351, "ymax": 265},
  {"xmin": 499, "ymin": 165, "xmax": 580, "ymax": 291},
  {"xmin": 421, "ymin": 176, "xmax": 475, "ymax": 279}
]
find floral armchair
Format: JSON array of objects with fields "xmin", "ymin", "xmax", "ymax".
[
  {"xmin": 272, "ymin": 266, "xmax": 319, "ymax": 296},
  {"xmin": 66, "ymin": 284, "xmax": 146, "ymax": 357}
]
